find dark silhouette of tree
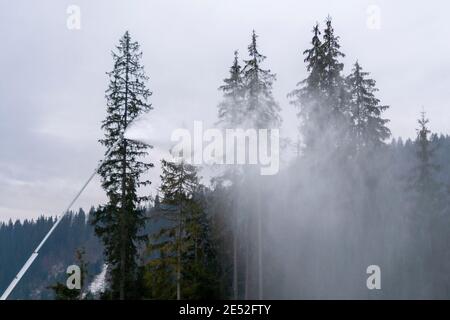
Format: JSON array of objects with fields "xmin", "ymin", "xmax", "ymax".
[{"xmin": 92, "ymin": 31, "xmax": 153, "ymax": 300}]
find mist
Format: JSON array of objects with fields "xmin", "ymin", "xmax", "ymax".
[{"xmin": 2, "ymin": 1, "xmax": 450, "ymax": 301}]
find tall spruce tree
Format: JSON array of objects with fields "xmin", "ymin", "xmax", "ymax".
[
  {"xmin": 408, "ymin": 112, "xmax": 444, "ymax": 295},
  {"xmin": 411, "ymin": 112, "xmax": 441, "ymax": 212},
  {"xmin": 217, "ymin": 50, "xmax": 245, "ymax": 127},
  {"xmin": 217, "ymin": 50, "xmax": 246, "ymax": 299},
  {"xmin": 288, "ymin": 23, "xmax": 324, "ymax": 150},
  {"xmin": 318, "ymin": 16, "xmax": 348, "ymax": 148},
  {"xmin": 159, "ymin": 159, "xmax": 198, "ymax": 300},
  {"xmin": 321, "ymin": 17, "xmax": 345, "ymax": 97},
  {"xmin": 416, "ymin": 113, "xmax": 434, "ymax": 180},
  {"xmin": 242, "ymin": 30, "xmax": 281, "ymax": 129},
  {"xmin": 241, "ymin": 30, "xmax": 281, "ymax": 299},
  {"xmin": 93, "ymin": 31, "xmax": 153, "ymax": 300},
  {"xmin": 346, "ymin": 61, "xmax": 390, "ymax": 150},
  {"xmin": 147, "ymin": 160, "xmax": 219, "ymax": 300},
  {"xmin": 289, "ymin": 17, "xmax": 347, "ymax": 151}
]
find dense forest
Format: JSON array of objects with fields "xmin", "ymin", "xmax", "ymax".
[
  {"xmin": 0, "ymin": 210, "xmax": 103, "ymax": 299},
  {"xmin": 2, "ymin": 16, "xmax": 450, "ymax": 299}
]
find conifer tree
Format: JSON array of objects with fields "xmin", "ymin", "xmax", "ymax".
[
  {"xmin": 241, "ymin": 30, "xmax": 281, "ymax": 299},
  {"xmin": 411, "ymin": 112, "xmax": 441, "ymax": 211},
  {"xmin": 147, "ymin": 160, "xmax": 219, "ymax": 300},
  {"xmin": 92, "ymin": 31, "xmax": 153, "ymax": 300},
  {"xmin": 346, "ymin": 61, "xmax": 390, "ymax": 150},
  {"xmin": 159, "ymin": 159, "xmax": 198, "ymax": 300},
  {"xmin": 217, "ymin": 50, "xmax": 245, "ymax": 127},
  {"xmin": 289, "ymin": 17, "xmax": 347, "ymax": 151},
  {"xmin": 288, "ymin": 23, "xmax": 324, "ymax": 150},
  {"xmin": 409, "ymin": 112, "xmax": 443, "ymax": 295},
  {"xmin": 318, "ymin": 16, "xmax": 349, "ymax": 147},
  {"xmin": 217, "ymin": 50, "xmax": 246, "ymax": 299},
  {"xmin": 242, "ymin": 30, "xmax": 281, "ymax": 129},
  {"xmin": 321, "ymin": 17, "xmax": 345, "ymax": 97},
  {"xmin": 49, "ymin": 249, "xmax": 88, "ymax": 300}
]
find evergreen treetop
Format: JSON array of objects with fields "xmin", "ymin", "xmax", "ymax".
[
  {"xmin": 217, "ymin": 50, "xmax": 245, "ymax": 127},
  {"xmin": 242, "ymin": 30, "xmax": 281, "ymax": 129},
  {"xmin": 346, "ymin": 61, "xmax": 390, "ymax": 149}
]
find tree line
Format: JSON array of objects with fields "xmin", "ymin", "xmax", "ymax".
[{"xmin": 0, "ymin": 210, "xmax": 103, "ymax": 299}]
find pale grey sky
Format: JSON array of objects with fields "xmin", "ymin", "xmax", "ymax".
[{"xmin": 1, "ymin": 0, "xmax": 449, "ymax": 221}]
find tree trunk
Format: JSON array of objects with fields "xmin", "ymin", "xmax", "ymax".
[
  {"xmin": 176, "ymin": 171, "xmax": 183, "ymax": 300},
  {"xmin": 233, "ymin": 218, "xmax": 238, "ymax": 299},
  {"xmin": 177, "ymin": 217, "xmax": 181, "ymax": 300},
  {"xmin": 119, "ymin": 35, "xmax": 130, "ymax": 301},
  {"xmin": 257, "ymin": 184, "xmax": 263, "ymax": 300},
  {"xmin": 244, "ymin": 219, "xmax": 250, "ymax": 300},
  {"xmin": 119, "ymin": 139, "xmax": 127, "ymax": 300},
  {"xmin": 232, "ymin": 171, "xmax": 239, "ymax": 300}
]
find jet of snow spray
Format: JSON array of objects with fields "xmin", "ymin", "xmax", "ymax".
[
  {"xmin": 123, "ymin": 111, "xmax": 201, "ymax": 159},
  {"xmin": 0, "ymin": 128, "xmax": 142, "ymax": 300}
]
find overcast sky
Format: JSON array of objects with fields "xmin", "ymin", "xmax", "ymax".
[{"xmin": 0, "ymin": 0, "xmax": 449, "ymax": 222}]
